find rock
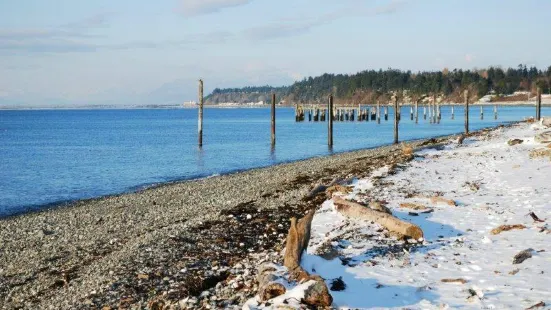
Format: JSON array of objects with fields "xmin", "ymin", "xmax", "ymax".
[
  {"xmin": 507, "ymin": 139, "xmax": 524, "ymax": 146},
  {"xmin": 303, "ymin": 277, "xmax": 333, "ymax": 307},
  {"xmin": 535, "ymin": 131, "xmax": 551, "ymax": 143},
  {"xmin": 330, "ymin": 277, "xmax": 346, "ymax": 291},
  {"xmin": 513, "ymin": 248, "xmax": 534, "ymax": 264},
  {"xmin": 542, "ymin": 117, "xmax": 551, "ymax": 128},
  {"xmin": 259, "ymin": 282, "xmax": 286, "ymax": 301}
]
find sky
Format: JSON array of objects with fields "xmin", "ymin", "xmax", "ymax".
[{"xmin": 1, "ymin": 0, "xmax": 551, "ymax": 107}]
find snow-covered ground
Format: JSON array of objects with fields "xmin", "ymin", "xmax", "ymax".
[{"xmin": 247, "ymin": 121, "xmax": 551, "ymax": 309}]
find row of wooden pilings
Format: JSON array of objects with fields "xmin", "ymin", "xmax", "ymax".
[
  {"xmin": 295, "ymin": 101, "xmax": 501, "ymax": 124},
  {"xmin": 197, "ymin": 81, "xmax": 544, "ymax": 147}
]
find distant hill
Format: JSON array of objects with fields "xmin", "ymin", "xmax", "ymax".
[{"xmin": 205, "ymin": 65, "xmax": 551, "ymax": 105}]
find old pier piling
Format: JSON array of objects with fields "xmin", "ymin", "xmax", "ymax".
[
  {"xmin": 464, "ymin": 90, "xmax": 470, "ymax": 135},
  {"xmin": 198, "ymin": 79, "xmax": 204, "ymax": 147},
  {"xmin": 328, "ymin": 95, "xmax": 334, "ymax": 147},
  {"xmin": 536, "ymin": 87, "xmax": 542, "ymax": 121},
  {"xmin": 271, "ymin": 93, "xmax": 276, "ymax": 146},
  {"xmin": 393, "ymin": 96, "xmax": 399, "ymax": 144}
]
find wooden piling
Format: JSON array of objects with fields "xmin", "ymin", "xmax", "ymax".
[
  {"xmin": 415, "ymin": 100, "xmax": 419, "ymax": 124},
  {"xmin": 393, "ymin": 96, "xmax": 399, "ymax": 144},
  {"xmin": 198, "ymin": 79, "xmax": 204, "ymax": 147},
  {"xmin": 423, "ymin": 106, "xmax": 427, "ymax": 120},
  {"xmin": 536, "ymin": 87, "xmax": 542, "ymax": 121},
  {"xmin": 437, "ymin": 103, "xmax": 441, "ymax": 124},
  {"xmin": 451, "ymin": 105, "xmax": 455, "ymax": 120},
  {"xmin": 480, "ymin": 106, "xmax": 484, "ymax": 120},
  {"xmin": 494, "ymin": 104, "xmax": 497, "ymax": 120},
  {"xmin": 271, "ymin": 93, "xmax": 276, "ymax": 146},
  {"xmin": 385, "ymin": 106, "xmax": 388, "ymax": 121},
  {"xmin": 377, "ymin": 102, "xmax": 381, "ymax": 124},
  {"xmin": 464, "ymin": 90, "xmax": 469, "ymax": 135},
  {"xmin": 328, "ymin": 95, "xmax": 334, "ymax": 147},
  {"xmin": 432, "ymin": 95, "xmax": 437, "ymax": 123},
  {"xmin": 410, "ymin": 106, "xmax": 413, "ymax": 121},
  {"xmin": 429, "ymin": 101, "xmax": 432, "ymax": 124}
]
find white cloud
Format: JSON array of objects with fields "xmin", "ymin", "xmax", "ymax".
[{"xmin": 177, "ymin": 0, "xmax": 253, "ymax": 17}]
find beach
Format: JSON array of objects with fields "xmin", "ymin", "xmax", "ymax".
[
  {"xmin": 0, "ymin": 132, "xmax": 446, "ymax": 309},
  {"xmin": 2, "ymin": 120, "xmax": 549, "ymax": 309}
]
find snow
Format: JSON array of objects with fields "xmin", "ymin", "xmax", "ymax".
[{"xmin": 246, "ymin": 122, "xmax": 551, "ymax": 309}]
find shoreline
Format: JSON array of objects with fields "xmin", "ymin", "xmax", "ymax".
[
  {"xmin": 0, "ymin": 121, "xmax": 518, "ymax": 220},
  {"xmin": 0, "ymin": 122, "xmax": 525, "ymax": 309},
  {"xmin": 1, "ymin": 101, "xmax": 551, "ymax": 111}
]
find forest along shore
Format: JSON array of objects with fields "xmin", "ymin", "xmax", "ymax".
[
  {"xmin": 243, "ymin": 120, "xmax": 551, "ymax": 309},
  {"xmin": 0, "ymin": 131, "xmax": 456, "ymax": 309}
]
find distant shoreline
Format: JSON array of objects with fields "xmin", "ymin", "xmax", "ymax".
[{"xmin": 1, "ymin": 101, "xmax": 551, "ymax": 111}]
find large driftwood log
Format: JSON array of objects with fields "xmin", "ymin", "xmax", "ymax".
[
  {"xmin": 333, "ymin": 197, "xmax": 424, "ymax": 239},
  {"xmin": 282, "ymin": 209, "xmax": 333, "ymax": 307},
  {"xmin": 283, "ymin": 210, "xmax": 315, "ymax": 281}
]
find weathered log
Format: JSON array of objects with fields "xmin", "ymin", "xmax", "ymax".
[
  {"xmin": 325, "ymin": 185, "xmax": 352, "ymax": 197},
  {"xmin": 399, "ymin": 202, "xmax": 428, "ymax": 210},
  {"xmin": 526, "ymin": 301, "xmax": 546, "ymax": 309},
  {"xmin": 441, "ymin": 278, "xmax": 467, "ymax": 284},
  {"xmin": 491, "ymin": 224, "xmax": 526, "ymax": 235},
  {"xmin": 282, "ymin": 210, "xmax": 333, "ymax": 307},
  {"xmin": 283, "ymin": 210, "xmax": 315, "ymax": 280},
  {"xmin": 529, "ymin": 212, "xmax": 545, "ymax": 223},
  {"xmin": 368, "ymin": 201, "xmax": 392, "ymax": 214},
  {"xmin": 333, "ymin": 197, "xmax": 424, "ymax": 239},
  {"xmin": 430, "ymin": 196, "xmax": 457, "ymax": 207}
]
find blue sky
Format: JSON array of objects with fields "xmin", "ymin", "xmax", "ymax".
[{"xmin": 1, "ymin": 0, "xmax": 550, "ymax": 106}]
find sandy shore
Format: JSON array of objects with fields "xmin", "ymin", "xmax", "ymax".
[{"xmin": 1, "ymin": 131, "xmax": 468, "ymax": 309}]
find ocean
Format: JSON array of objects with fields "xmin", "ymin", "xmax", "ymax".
[{"xmin": 0, "ymin": 106, "xmax": 546, "ymax": 217}]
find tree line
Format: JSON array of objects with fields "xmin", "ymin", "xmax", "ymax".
[{"xmin": 206, "ymin": 65, "xmax": 551, "ymax": 104}]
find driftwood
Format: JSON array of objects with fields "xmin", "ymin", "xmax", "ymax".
[
  {"xmin": 325, "ymin": 185, "xmax": 352, "ymax": 197},
  {"xmin": 490, "ymin": 224, "xmax": 526, "ymax": 235},
  {"xmin": 284, "ymin": 210, "xmax": 315, "ymax": 280},
  {"xmin": 282, "ymin": 210, "xmax": 333, "ymax": 307},
  {"xmin": 526, "ymin": 301, "xmax": 546, "ymax": 309},
  {"xmin": 430, "ymin": 196, "xmax": 457, "ymax": 207},
  {"xmin": 441, "ymin": 278, "xmax": 467, "ymax": 284},
  {"xmin": 399, "ymin": 202, "xmax": 429, "ymax": 210},
  {"xmin": 369, "ymin": 201, "xmax": 392, "ymax": 214},
  {"xmin": 333, "ymin": 197, "xmax": 424, "ymax": 240},
  {"xmin": 529, "ymin": 212, "xmax": 545, "ymax": 223}
]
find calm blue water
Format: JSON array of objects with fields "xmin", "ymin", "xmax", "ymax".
[{"xmin": 0, "ymin": 106, "xmax": 547, "ymax": 217}]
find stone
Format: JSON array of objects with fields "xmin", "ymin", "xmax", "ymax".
[
  {"xmin": 259, "ymin": 282, "xmax": 286, "ymax": 301},
  {"xmin": 303, "ymin": 277, "xmax": 333, "ymax": 307},
  {"xmin": 513, "ymin": 248, "xmax": 533, "ymax": 264},
  {"xmin": 542, "ymin": 117, "xmax": 551, "ymax": 128},
  {"xmin": 507, "ymin": 139, "xmax": 523, "ymax": 146},
  {"xmin": 535, "ymin": 131, "xmax": 551, "ymax": 143}
]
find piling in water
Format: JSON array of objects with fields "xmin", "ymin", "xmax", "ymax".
[
  {"xmin": 328, "ymin": 95, "xmax": 333, "ymax": 147},
  {"xmin": 271, "ymin": 93, "xmax": 276, "ymax": 146},
  {"xmin": 198, "ymin": 79, "xmax": 204, "ymax": 147},
  {"xmin": 393, "ymin": 97, "xmax": 399, "ymax": 144},
  {"xmin": 464, "ymin": 90, "xmax": 470, "ymax": 135},
  {"xmin": 537, "ymin": 87, "xmax": 542, "ymax": 121}
]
